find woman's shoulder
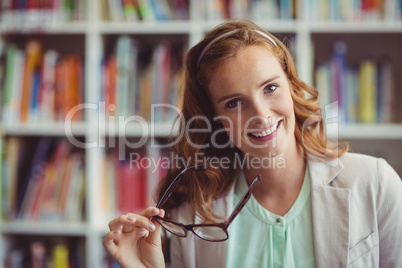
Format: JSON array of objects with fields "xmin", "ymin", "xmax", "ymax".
[
  {"xmin": 308, "ymin": 152, "xmax": 400, "ymax": 189},
  {"xmin": 340, "ymin": 151, "xmax": 382, "ymax": 166},
  {"xmin": 339, "ymin": 152, "xmax": 399, "ymax": 178},
  {"xmin": 336, "ymin": 152, "xmax": 401, "ymax": 193}
]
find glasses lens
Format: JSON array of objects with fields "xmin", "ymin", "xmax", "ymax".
[
  {"xmin": 192, "ymin": 226, "xmax": 228, "ymax": 241},
  {"xmin": 156, "ymin": 218, "xmax": 187, "ymax": 237}
]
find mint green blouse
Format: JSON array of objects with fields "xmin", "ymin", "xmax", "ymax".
[{"xmin": 225, "ymin": 169, "xmax": 315, "ymax": 268}]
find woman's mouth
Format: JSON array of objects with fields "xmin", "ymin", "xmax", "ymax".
[{"xmin": 247, "ymin": 120, "xmax": 282, "ymax": 142}]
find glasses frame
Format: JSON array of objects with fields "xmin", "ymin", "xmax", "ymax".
[{"xmin": 153, "ymin": 164, "xmax": 260, "ymax": 242}]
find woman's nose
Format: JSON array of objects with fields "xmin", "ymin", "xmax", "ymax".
[{"xmin": 248, "ymin": 100, "xmax": 270, "ymax": 125}]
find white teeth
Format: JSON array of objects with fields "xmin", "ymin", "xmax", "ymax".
[{"xmin": 250, "ymin": 123, "xmax": 278, "ymax": 137}]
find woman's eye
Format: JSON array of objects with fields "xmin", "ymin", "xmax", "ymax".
[
  {"xmin": 264, "ymin": 84, "xmax": 278, "ymax": 93},
  {"xmin": 225, "ymin": 99, "xmax": 241, "ymax": 109}
]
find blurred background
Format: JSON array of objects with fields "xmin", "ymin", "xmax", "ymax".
[{"xmin": 0, "ymin": 0, "xmax": 401, "ymax": 267}]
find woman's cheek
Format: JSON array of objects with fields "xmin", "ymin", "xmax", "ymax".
[{"xmin": 219, "ymin": 120, "xmax": 238, "ymax": 145}]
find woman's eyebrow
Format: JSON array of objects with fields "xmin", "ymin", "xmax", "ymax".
[
  {"xmin": 217, "ymin": 75, "xmax": 281, "ymax": 104},
  {"xmin": 257, "ymin": 75, "xmax": 280, "ymax": 88},
  {"xmin": 217, "ymin": 93, "xmax": 242, "ymax": 104}
]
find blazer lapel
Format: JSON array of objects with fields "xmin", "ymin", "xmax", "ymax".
[{"xmin": 309, "ymin": 158, "xmax": 350, "ymax": 267}]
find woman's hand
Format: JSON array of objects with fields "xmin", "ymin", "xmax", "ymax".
[{"xmin": 103, "ymin": 207, "xmax": 165, "ymax": 268}]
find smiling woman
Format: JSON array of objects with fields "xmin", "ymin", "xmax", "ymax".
[
  {"xmin": 103, "ymin": 19, "xmax": 402, "ymax": 268},
  {"xmin": 207, "ymin": 45, "xmax": 295, "ymax": 158}
]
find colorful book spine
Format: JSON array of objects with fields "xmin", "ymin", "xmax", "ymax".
[
  {"xmin": 2, "ymin": 44, "xmax": 18, "ymax": 123},
  {"xmin": 359, "ymin": 58, "xmax": 377, "ymax": 123},
  {"xmin": 0, "ymin": 0, "xmax": 87, "ymax": 28},
  {"xmin": 332, "ymin": 41, "xmax": 347, "ymax": 123},
  {"xmin": 1, "ymin": 40, "xmax": 84, "ymax": 124},
  {"xmin": 116, "ymin": 36, "xmax": 132, "ymax": 117},
  {"xmin": 377, "ymin": 58, "xmax": 394, "ymax": 122},
  {"xmin": 101, "ymin": 38, "xmax": 183, "ymax": 121},
  {"xmin": 314, "ymin": 42, "xmax": 395, "ymax": 124},
  {"xmin": 306, "ymin": 0, "xmax": 401, "ymax": 21},
  {"xmin": 2, "ymin": 137, "xmax": 85, "ymax": 222},
  {"xmin": 102, "ymin": 152, "xmax": 150, "ymax": 218},
  {"xmin": 102, "ymin": 0, "xmax": 189, "ymax": 21}
]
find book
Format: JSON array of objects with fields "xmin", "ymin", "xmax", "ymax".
[
  {"xmin": 0, "ymin": 133, "xmax": 4, "ymax": 220},
  {"xmin": 116, "ymin": 36, "xmax": 133, "ymax": 117},
  {"xmin": 122, "ymin": 0, "xmax": 139, "ymax": 20},
  {"xmin": 280, "ymin": 0, "xmax": 294, "ymax": 20},
  {"xmin": 3, "ymin": 137, "xmax": 21, "ymax": 219},
  {"xmin": 358, "ymin": 58, "xmax": 377, "ymax": 123},
  {"xmin": 139, "ymin": 63, "xmax": 153, "ymax": 121},
  {"xmin": 65, "ymin": 55, "xmax": 83, "ymax": 121},
  {"xmin": 20, "ymin": 40, "xmax": 42, "ymax": 122},
  {"xmin": 377, "ymin": 58, "xmax": 395, "ymax": 122},
  {"xmin": 150, "ymin": 0, "xmax": 173, "ymax": 20},
  {"xmin": 128, "ymin": 40, "xmax": 139, "ymax": 116},
  {"xmin": 52, "ymin": 244, "xmax": 69, "ymax": 268},
  {"xmin": 152, "ymin": 41, "xmax": 171, "ymax": 122},
  {"xmin": 101, "ymin": 153, "xmax": 117, "ymax": 218},
  {"xmin": 344, "ymin": 66, "xmax": 359, "ymax": 123},
  {"xmin": 107, "ymin": 0, "xmax": 124, "ymax": 21},
  {"xmin": 2, "ymin": 46, "xmax": 25, "ymax": 123},
  {"xmin": 18, "ymin": 137, "xmax": 53, "ymax": 219},
  {"xmin": 2, "ymin": 44, "xmax": 18, "ymax": 123},
  {"xmin": 136, "ymin": 0, "xmax": 155, "ymax": 20},
  {"xmin": 107, "ymin": 55, "xmax": 117, "ymax": 116},
  {"xmin": 332, "ymin": 41, "xmax": 347, "ymax": 123},
  {"xmin": 315, "ymin": 63, "xmax": 331, "ymax": 110},
  {"xmin": 57, "ymin": 154, "xmax": 75, "ymax": 215},
  {"xmin": 40, "ymin": 49, "xmax": 58, "ymax": 121},
  {"xmin": 31, "ymin": 241, "xmax": 46, "ymax": 268},
  {"xmin": 64, "ymin": 152, "xmax": 85, "ymax": 222},
  {"xmin": 29, "ymin": 68, "xmax": 41, "ymax": 122}
]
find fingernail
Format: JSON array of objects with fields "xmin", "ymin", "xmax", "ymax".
[
  {"xmin": 114, "ymin": 230, "xmax": 119, "ymax": 234},
  {"xmin": 127, "ymin": 216, "xmax": 134, "ymax": 222},
  {"xmin": 152, "ymin": 208, "xmax": 159, "ymax": 214},
  {"xmin": 149, "ymin": 223, "xmax": 156, "ymax": 231}
]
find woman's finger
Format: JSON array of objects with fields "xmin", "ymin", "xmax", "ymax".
[
  {"xmin": 108, "ymin": 214, "xmax": 157, "ymax": 234},
  {"xmin": 108, "ymin": 215, "xmax": 135, "ymax": 231},
  {"xmin": 146, "ymin": 209, "xmax": 166, "ymax": 245},
  {"xmin": 140, "ymin": 207, "xmax": 162, "ymax": 218},
  {"xmin": 108, "ymin": 207, "xmax": 161, "ymax": 233},
  {"xmin": 103, "ymin": 230, "xmax": 121, "ymax": 257}
]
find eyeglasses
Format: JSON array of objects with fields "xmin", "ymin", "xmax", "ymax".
[{"xmin": 153, "ymin": 165, "xmax": 260, "ymax": 242}]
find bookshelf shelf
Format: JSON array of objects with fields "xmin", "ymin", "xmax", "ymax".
[
  {"xmin": 98, "ymin": 21, "xmax": 192, "ymax": 34},
  {"xmin": 0, "ymin": 0, "xmax": 401, "ymax": 267},
  {"xmin": 308, "ymin": 21, "xmax": 402, "ymax": 33},
  {"xmin": 0, "ymin": 23, "xmax": 89, "ymax": 34},
  {"xmin": 201, "ymin": 20, "xmax": 300, "ymax": 33},
  {"xmin": 338, "ymin": 124, "xmax": 402, "ymax": 139},
  {"xmin": 0, "ymin": 222, "xmax": 88, "ymax": 236},
  {"xmin": 1, "ymin": 122, "xmax": 87, "ymax": 136},
  {"xmin": 99, "ymin": 122, "xmax": 178, "ymax": 137}
]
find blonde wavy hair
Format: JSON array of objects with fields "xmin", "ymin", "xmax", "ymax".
[{"xmin": 156, "ymin": 19, "xmax": 348, "ymax": 222}]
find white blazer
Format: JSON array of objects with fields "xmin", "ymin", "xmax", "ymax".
[{"xmin": 168, "ymin": 153, "xmax": 402, "ymax": 268}]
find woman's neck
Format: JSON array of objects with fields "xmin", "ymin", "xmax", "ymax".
[{"xmin": 243, "ymin": 144, "xmax": 306, "ymax": 216}]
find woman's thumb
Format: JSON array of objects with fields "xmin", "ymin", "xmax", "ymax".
[{"xmin": 147, "ymin": 209, "xmax": 165, "ymax": 247}]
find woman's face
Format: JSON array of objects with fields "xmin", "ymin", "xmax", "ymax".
[{"xmin": 207, "ymin": 45, "xmax": 296, "ymax": 159}]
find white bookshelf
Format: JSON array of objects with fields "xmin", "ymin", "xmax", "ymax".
[
  {"xmin": 0, "ymin": 0, "xmax": 401, "ymax": 267},
  {"xmin": 338, "ymin": 124, "xmax": 402, "ymax": 139}
]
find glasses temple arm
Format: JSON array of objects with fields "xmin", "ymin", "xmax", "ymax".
[
  {"xmin": 225, "ymin": 175, "xmax": 260, "ymax": 226},
  {"xmin": 155, "ymin": 165, "xmax": 206, "ymax": 208}
]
